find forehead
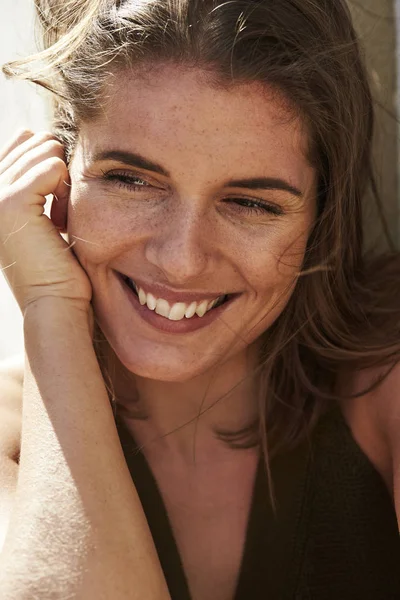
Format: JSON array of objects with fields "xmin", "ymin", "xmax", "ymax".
[{"xmin": 79, "ymin": 65, "xmax": 314, "ymax": 188}]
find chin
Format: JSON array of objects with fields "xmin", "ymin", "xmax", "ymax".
[
  {"xmin": 120, "ymin": 354, "xmax": 206, "ymax": 383},
  {"xmin": 104, "ymin": 331, "xmax": 211, "ymax": 383}
]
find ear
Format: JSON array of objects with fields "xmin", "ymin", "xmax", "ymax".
[{"xmin": 50, "ymin": 190, "xmax": 69, "ymax": 234}]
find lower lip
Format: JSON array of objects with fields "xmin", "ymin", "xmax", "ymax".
[{"xmin": 117, "ymin": 274, "xmax": 236, "ymax": 335}]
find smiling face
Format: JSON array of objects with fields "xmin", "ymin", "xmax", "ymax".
[{"xmin": 67, "ymin": 65, "xmax": 317, "ymax": 383}]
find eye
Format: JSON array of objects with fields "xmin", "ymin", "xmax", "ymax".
[
  {"xmin": 225, "ymin": 197, "xmax": 284, "ymax": 217},
  {"xmin": 101, "ymin": 171, "xmax": 155, "ymax": 191}
]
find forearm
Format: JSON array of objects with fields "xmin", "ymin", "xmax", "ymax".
[{"xmin": 0, "ymin": 298, "xmax": 170, "ymax": 600}]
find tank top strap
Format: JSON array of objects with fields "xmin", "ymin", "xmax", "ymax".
[{"xmin": 116, "ymin": 415, "xmax": 192, "ymax": 600}]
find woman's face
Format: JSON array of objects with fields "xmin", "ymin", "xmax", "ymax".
[{"xmin": 68, "ymin": 66, "xmax": 316, "ymax": 382}]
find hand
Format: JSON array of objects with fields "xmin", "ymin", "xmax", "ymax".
[{"xmin": 0, "ymin": 130, "xmax": 92, "ymax": 313}]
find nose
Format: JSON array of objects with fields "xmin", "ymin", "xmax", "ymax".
[{"xmin": 144, "ymin": 205, "xmax": 213, "ymax": 285}]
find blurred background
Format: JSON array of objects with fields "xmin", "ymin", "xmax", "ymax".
[
  {"xmin": 0, "ymin": 0, "xmax": 48, "ymax": 361},
  {"xmin": 0, "ymin": 0, "xmax": 400, "ymax": 361}
]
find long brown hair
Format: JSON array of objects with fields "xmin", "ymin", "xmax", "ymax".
[{"xmin": 4, "ymin": 0, "xmax": 400, "ymax": 503}]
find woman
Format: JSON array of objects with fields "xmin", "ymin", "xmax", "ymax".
[{"xmin": 0, "ymin": 0, "xmax": 399, "ymax": 598}]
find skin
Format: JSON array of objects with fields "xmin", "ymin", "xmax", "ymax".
[
  {"xmin": 67, "ymin": 65, "xmax": 317, "ymax": 463},
  {"xmin": 1, "ymin": 67, "xmax": 400, "ymax": 600}
]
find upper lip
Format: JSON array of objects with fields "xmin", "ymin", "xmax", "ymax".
[{"xmin": 117, "ymin": 271, "xmax": 236, "ymax": 304}]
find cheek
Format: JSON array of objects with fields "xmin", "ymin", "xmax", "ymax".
[
  {"xmin": 67, "ymin": 186, "xmax": 144, "ymax": 269},
  {"xmin": 275, "ymin": 229, "xmax": 310, "ymax": 276},
  {"xmin": 67, "ymin": 202, "xmax": 113, "ymax": 270},
  {"xmin": 243, "ymin": 224, "xmax": 310, "ymax": 334},
  {"xmin": 68, "ymin": 181, "xmax": 312, "ymax": 296},
  {"xmin": 247, "ymin": 224, "xmax": 310, "ymax": 293}
]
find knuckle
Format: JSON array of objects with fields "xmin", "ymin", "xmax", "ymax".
[
  {"xmin": 45, "ymin": 155, "xmax": 66, "ymax": 171},
  {"xmin": 14, "ymin": 128, "xmax": 33, "ymax": 141},
  {"xmin": 40, "ymin": 139, "xmax": 65, "ymax": 156},
  {"xmin": 34, "ymin": 131, "xmax": 58, "ymax": 145},
  {"xmin": 50, "ymin": 140, "xmax": 65, "ymax": 154}
]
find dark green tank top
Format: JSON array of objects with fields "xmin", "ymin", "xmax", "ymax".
[{"xmin": 115, "ymin": 403, "xmax": 400, "ymax": 599}]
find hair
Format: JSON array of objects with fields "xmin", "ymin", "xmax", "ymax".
[{"xmin": 4, "ymin": 0, "xmax": 400, "ymax": 505}]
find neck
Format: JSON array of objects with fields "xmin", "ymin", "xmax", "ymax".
[{"xmin": 109, "ymin": 347, "xmax": 260, "ymax": 466}]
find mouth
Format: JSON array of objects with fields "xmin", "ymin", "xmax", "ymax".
[{"xmin": 120, "ymin": 273, "xmax": 232, "ymax": 322}]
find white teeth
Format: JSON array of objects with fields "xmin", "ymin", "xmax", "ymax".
[
  {"xmin": 138, "ymin": 287, "xmax": 147, "ymax": 306},
  {"xmin": 195, "ymin": 300, "xmax": 209, "ymax": 318},
  {"xmin": 131, "ymin": 281, "xmax": 225, "ymax": 321},
  {"xmin": 155, "ymin": 298, "xmax": 170, "ymax": 318},
  {"xmin": 147, "ymin": 293, "xmax": 157, "ymax": 311},
  {"xmin": 184, "ymin": 301, "xmax": 197, "ymax": 319},
  {"xmin": 168, "ymin": 302, "xmax": 187, "ymax": 321}
]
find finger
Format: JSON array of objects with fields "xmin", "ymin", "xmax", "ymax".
[
  {"xmin": 12, "ymin": 156, "xmax": 70, "ymax": 210},
  {"xmin": 0, "ymin": 131, "xmax": 58, "ymax": 177},
  {"xmin": 0, "ymin": 129, "xmax": 34, "ymax": 163},
  {"xmin": 0, "ymin": 139, "xmax": 66, "ymax": 186}
]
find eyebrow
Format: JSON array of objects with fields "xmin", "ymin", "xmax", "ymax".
[
  {"xmin": 92, "ymin": 149, "xmax": 303, "ymax": 197},
  {"xmin": 93, "ymin": 150, "xmax": 170, "ymax": 177},
  {"xmin": 225, "ymin": 177, "xmax": 302, "ymax": 197}
]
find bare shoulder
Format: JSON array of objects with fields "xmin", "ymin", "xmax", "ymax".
[
  {"xmin": 337, "ymin": 362, "xmax": 400, "ymax": 499},
  {"xmin": 0, "ymin": 354, "xmax": 24, "ymax": 461}
]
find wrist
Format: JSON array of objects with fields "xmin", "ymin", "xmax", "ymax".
[{"xmin": 23, "ymin": 296, "xmax": 93, "ymax": 337}]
